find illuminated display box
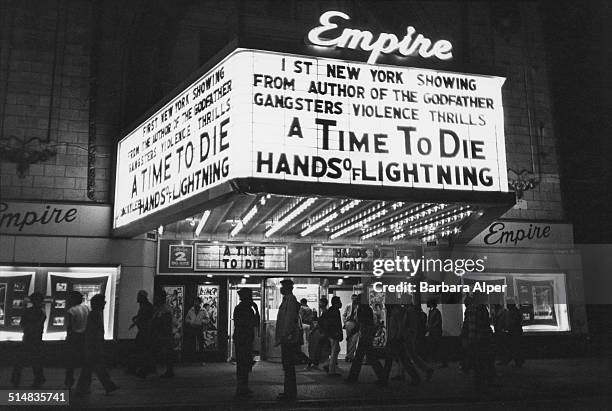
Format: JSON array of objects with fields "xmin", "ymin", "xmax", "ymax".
[{"xmin": 0, "ymin": 267, "xmax": 118, "ymax": 341}]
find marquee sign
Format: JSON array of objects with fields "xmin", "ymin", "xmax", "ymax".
[
  {"xmin": 312, "ymin": 245, "xmax": 395, "ymax": 273},
  {"xmin": 194, "ymin": 243, "xmax": 287, "ymax": 271},
  {"xmin": 114, "ymin": 48, "xmax": 508, "ymax": 231}
]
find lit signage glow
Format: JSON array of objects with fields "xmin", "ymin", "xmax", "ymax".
[
  {"xmin": 307, "ymin": 11, "xmax": 453, "ymax": 64},
  {"xmin": 114, "ymin": 48, "xmax": 507, "ymax": 230}
]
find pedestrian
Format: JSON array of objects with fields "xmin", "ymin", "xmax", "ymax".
[
  {"xmin": 65, "ymin": 291, "xmax": 89, "ymax": 388},
  {"xmin": 151, "ymin": 289, "xmax": 175, "ymax": 378},
  {"xmin": 427, "ymin": 299, "xmax": 448, "ymax": 367},
  {"xmin": 320, "ymin": 296, "xmax": 343, "ymax": 377},
  {"xmin": 460, "ymin": 295, "xmax": 474, "ymax": 373},
  {"xmin": 307, "ymin": 297, "xmax": 330, "ymax": 370},
  {"xmin": 492, "ymin": 303, "xmax": 509, "ymax": 364},
  {"xmin": 233, "ymin": 288, "xmax": 260, "ymax": 398},
  {"xmin": 464, "ymin": 293, "xmax": 496, "ymax": 387},
  {"xmin": 185, "ymin": 297, "xmax": 208, "ymax": 363},
  {"xmin": 75, "ymin": 294, "xmax": 119, "ymax": 395},
  {"xmin": 415, "ymin": 304, "xmax": 428, "ymax": 358},
  {"xmin": 11, "ymin": 292, "xmax": 46, "ymax": 388},
  {"xmin": 505, "ymin": 300, "xmax": 524, "ymax": 367},
  {"xmin": 386, "ymin": 303, "xmax": 420, "ymax": 385},
  {"xmin": 342, "ymin": 294, "xmax": 360, "ymax": 362},
  {"xmin": 346, "ymin": 304, "xmax": 387, "ymax": 384},
  {"xmin": 299, "ymin": 298, "xmax": 314, "ymax": 358},
  {"xmin": 403, "ymin": 298, "xmax": 434, "ymax": 382},
  {"xmin": 128, "ymin": 290, "xmax": 154, "ymax": 377},
  {"xmin": 275, "ymin": 279, "xmax": 300, "ymax": 401}
]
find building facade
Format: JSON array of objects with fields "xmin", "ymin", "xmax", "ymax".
[{"xmin": 0, "ymin": 1, "xmax": 586, "ymax": 361}]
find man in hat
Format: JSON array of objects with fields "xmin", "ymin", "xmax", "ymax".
[
  {"xmin": 11, "ymin": 292, "xmax": 46, "ymax": 387},
  {"xmin": 275, "ymin": 279, "xmax": 300, "ymax": 401},
  {"xmin": 233, "ymin": 287, "xmax": 260, "ymax": 398}
]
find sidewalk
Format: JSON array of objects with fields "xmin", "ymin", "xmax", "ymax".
[{"xmin": 0, "ymin": 358, "xmax": 609, "ymax": 409}]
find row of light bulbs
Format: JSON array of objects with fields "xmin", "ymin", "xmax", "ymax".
[
  {"xmin": 301, "ymin": 201, "xmax": 341, "ymax": 230},
  {"xmin": 265, "ymin": 197, "xmax": 317, "ymax": 237},
  {"xmin": 330, "ymin": 207, "xmax": 389, "ymax": 239},
  {"xmin": 300, "ymin": 211, "xmax": 338, "ymax": 237},
  {"xmin": 330, "ymin": 202, "xmax": 386, "ymax": 234},
  {"xmin": 230, "ymin": 201, "xmax": 260, "ymax": 237},
  {"xmin": 391, "ymin": 206, "xmax": 471, "ymax": 241},
  {"xmin": 360, "ymin": 223, "xmax": 386, "ymax": 240},
  {"xmin": 404, "ymin": 209, "xmax": 472, "ymax": 238},
  {"xmin": 299, "ymin": 199, "xmax": 361, "ymax": 236},
  {"xmin": 389, "ymin": 203, "xmax": 450, "ymax": 232},
  {"xmin": 420, "ymin": 227, "xmax": 460, "ymax": 243}
]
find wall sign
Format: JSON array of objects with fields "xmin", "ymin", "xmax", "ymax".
[
  {"xmin": 307, "ymin": 10, "xmax": 453, "ymax": 64},
  {"xmin": 312, "ymin": 245, "xmax": 395, "ymax": 273},
  {"xmin": 0, "ymin": 201, "xmax": 111, "ymax": 237},
  {"xmin": 114, "ymin": 48, "xmax": 508, "ymax": 232},
  {"xmin": 195, "ymin": 243, "xmax": 287, "ymax": 272},
  {"xmin": 168, "ymin": 244, "xmax": 194, "ymax": 268},
  {"xmin": 468, "ymin": 221, "xmax": 574, "ymax": 248}
]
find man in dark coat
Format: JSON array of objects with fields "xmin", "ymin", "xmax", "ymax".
[
  {"xmin": 308, "ymin": 297, "xmax": 330, "ymax": 369},
  {"xmin": 275, "ymin": 279, "xmax": 300, "ymax": 401},
  {"xmin": 427, "ymin": 299, "xmax": 448, "ymax": 367},
  {"xmin": 151, "ymin": 290, "xmax": 174, "ymax": 378},
  {"xmin": 320, "ymin": 296, "xmax": 343, "ymax": 376},
  {"xmin": 75, "ymin": 294, "xmax": 119, "ymax": 395},
  {"xmin": 505, "ymin": 301, "xmax": 524, "ymax": 367},
  {"xmin": 11, "ymin": 292, "xmax": 46, "ymax": 387},
  {"xmin": 386, "ymin": 304, "xmax": 421, "ymax": 385},
  {"xmin": 464, "ymin": 294, "xmax": 496, "ymax": 387},
  {"xmin": 233, "ymin": 287, "xmax": 260, "ymax": 398},
  {"xmin": 129, "ymin": 290, "xmax": 154, "ymax": 377},
  {"xmin": 346, "ymin": 304, "xmax": 387, "ymax": 384}
]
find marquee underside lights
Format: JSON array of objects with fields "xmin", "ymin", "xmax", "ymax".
[
  {"xmin": 265, "ymin": 198, "xmax": 317, "ymax": 237},
  {"xmin": 194, "ymin": 210, "xmax": 211, "ymax": 236},
  {"xmin": 114, "ymin": 47, "xmax": 508, "ymax": 234}
]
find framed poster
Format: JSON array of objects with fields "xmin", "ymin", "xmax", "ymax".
[
  {"xmin": 0, "ymin": 272, "xmax": 35, "ymax": 340},
  {"xmin": 168, "ymin": 245, "xmax": 193, "ymax": 269},
  {"xmin": 197, "ymin": 285, "xmax": 219, "ymax": 351},
  {"xmin": 46, "ymin": 275, "xmax": 107, "ymax": 335},
  {"xmin": 163, "ymin": 285, "xmax": 184, "ymax": 352},
  {"xmin": 46, "ymin": 268, "xmax": 118, "ymax": 340},
  {"xmin": 516, "ymin": 279, "xmax": 557, "ymax": 326},
  {"xmin": 368, "ymin": 285, "xmax": 387, "ymax": 348}
]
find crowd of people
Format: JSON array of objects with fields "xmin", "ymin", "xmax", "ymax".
[
  {"xmin": 242, "ymin": 283, "xmax": 526, "ymax": 401},
  {"xmin": 10, "ymin": 291, "xmax": 119, "ymax": 395},
  {"xmin": 8, "ymin": 285, "xmax": 524, "ymax": 402}
]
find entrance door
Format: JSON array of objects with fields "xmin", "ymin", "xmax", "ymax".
[
  {"xmin": 154, "ymin": 275, "xmax": 228, "ymax": 362},
  {"xmin": 227, "ymin": 279, "xmax": 263, "ymax": 361}
]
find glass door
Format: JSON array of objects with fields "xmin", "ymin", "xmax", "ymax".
[{"xmin": 227, "ymin": 278, "xmax": 263, "ymax": 361}]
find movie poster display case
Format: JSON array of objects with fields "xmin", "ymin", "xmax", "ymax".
[
  {"xmin": 0, "ymin": 266, "xmax": 119, "ymax": 341},
  {"xmin": 461, "ymin": 272, "xmax": 570, "ymax": 332}
]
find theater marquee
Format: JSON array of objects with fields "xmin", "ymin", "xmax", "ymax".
[{"xmin": 114, "ymin": 48, "xmax": 508, "ymax": 232}]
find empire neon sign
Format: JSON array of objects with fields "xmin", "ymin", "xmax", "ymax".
[{"xmin": 307, "ymin": 11, "xmax": 453, "ymax": 64}]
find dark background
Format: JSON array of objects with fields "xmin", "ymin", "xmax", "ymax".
[{"xmin": 540, "ymin": 0, "xmax": 612, "ymax": 352}]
